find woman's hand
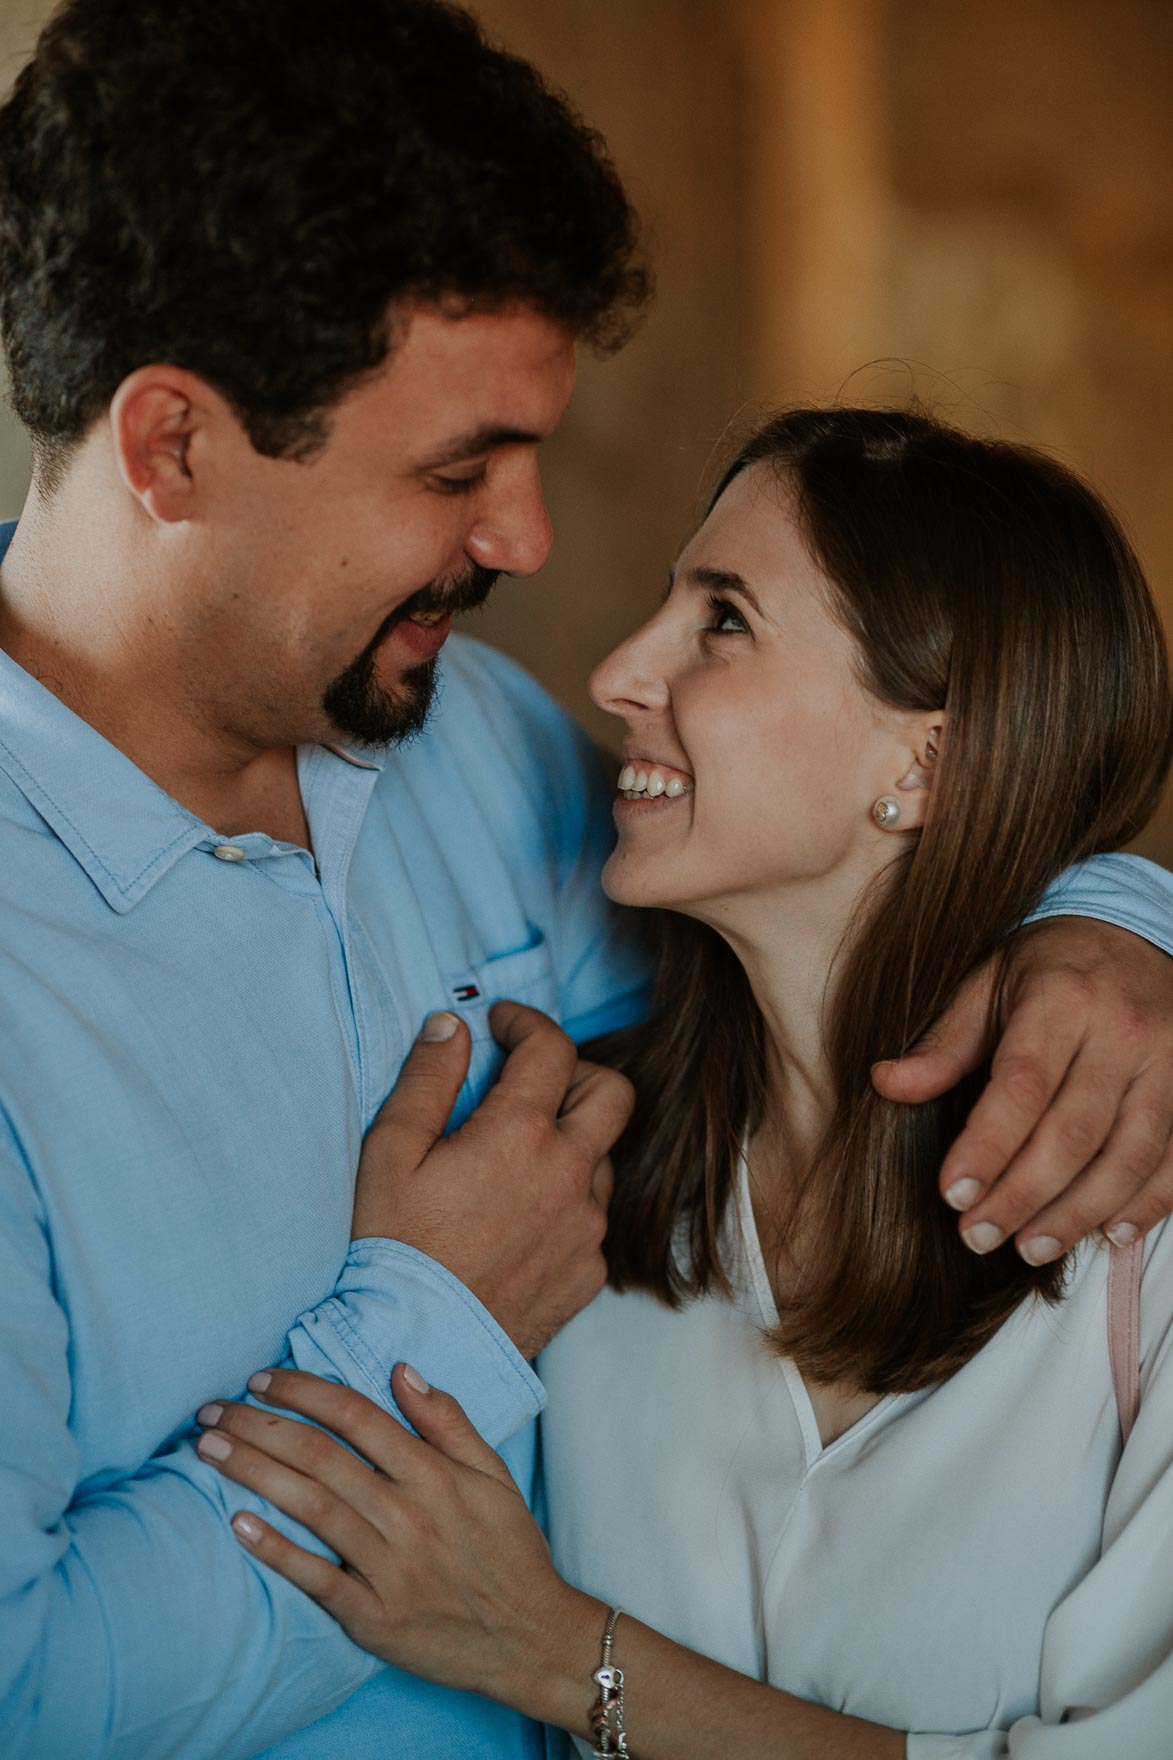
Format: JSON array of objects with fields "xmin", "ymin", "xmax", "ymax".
[
  {"xmin": 196, "ymin": 1373, "xmax": 907, "ymax": 1758},
  {"xmin": 195, "ymin": 1366, "xmax": 597, "ymax": 1706}
]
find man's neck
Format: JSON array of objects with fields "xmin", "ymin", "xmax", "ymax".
[
  {"xmin": 161, "ymin": 745, "xmax": 312, "ymax": 848},
  {"xmin": 0, "ymin": 497, "xmax": 312, "ymax": 850}
]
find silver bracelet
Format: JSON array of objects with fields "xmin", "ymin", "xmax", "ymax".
[{"xmin": 590, "ymin": 1605, "xmax": 630, "ymax": 1757}]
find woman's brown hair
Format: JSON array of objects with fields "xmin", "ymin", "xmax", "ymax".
[{"xmin": 601, "ymin": 407, "xmax": 1172, "ymax": 1393}]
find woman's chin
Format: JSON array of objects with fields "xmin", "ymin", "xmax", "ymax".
[{"xmin": 602, "ymin": 851, "xmax": 685, "ymax": 912}]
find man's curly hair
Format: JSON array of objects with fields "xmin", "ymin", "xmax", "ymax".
[{"xmin": 0, "ymin": 0, "xmax": 650, "ymax": 487}]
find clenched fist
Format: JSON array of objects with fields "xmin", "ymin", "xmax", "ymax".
[{"xmin": 351, "ymin": 1001, "xmax": 635, "ymax": 1359}]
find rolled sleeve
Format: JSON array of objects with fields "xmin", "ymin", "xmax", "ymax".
[
  {"xmin": 1028, "ymin": 853, "xmax": 1173, "ymax": 954},
  {"xmin": 297, "ymin": 1238, "xmax": 545, "ymax": 1447}
]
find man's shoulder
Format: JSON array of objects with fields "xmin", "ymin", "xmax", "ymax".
[
  {"xmin": 395, "ymin": 634, "xmax": 608, "ymax": 815},
  {"xmin": 367, "ymin": 634, "xmax": 617, "ymax": 900},
  {"xmin": 431, "ymin": 634, "xmax": 582, "ymax": 747},
  {"xmin": 0, "ymin": 765, "xmax": 66, "ymax": 871}
]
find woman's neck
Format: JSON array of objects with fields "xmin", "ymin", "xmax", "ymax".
[
  {"xmin": 722, "ymin": 875, "xmax": 861, "ymax": 1122},
  {"xmin": 708, "ymin": 867, "xmax": 877, "ymax": 1247}
]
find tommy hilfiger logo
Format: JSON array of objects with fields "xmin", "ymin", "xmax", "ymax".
[{"xmin": 452, "ymin": 984, "xmax": 481, "ymax": 1003}]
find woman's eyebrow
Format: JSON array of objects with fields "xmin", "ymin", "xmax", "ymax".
[{"xmin": 668, "ymin": 564, "xmax": 765, "ymax": 618}]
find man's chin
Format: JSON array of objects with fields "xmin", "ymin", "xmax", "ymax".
[{"xmin": 321, "ymin": 654, "xmax": 438, "ymax": 749}]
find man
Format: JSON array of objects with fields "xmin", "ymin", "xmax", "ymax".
[{"xmin": 0, "ymin": 3, "xmax": 1170, "ymax": 1757}]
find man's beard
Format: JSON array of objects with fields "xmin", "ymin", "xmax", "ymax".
[{"xmin": 321, "ymin": 563, "xmax": 499, "ymax": 747}]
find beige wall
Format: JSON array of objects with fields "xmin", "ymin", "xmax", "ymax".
[{"xmin": 2, "ymin": 0, "xmax": 1171, "ymax": 859}]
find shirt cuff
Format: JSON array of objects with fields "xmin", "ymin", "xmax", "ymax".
[
  {"xmin": 298, "ymin": 1239, "xmax": 546, "ymax": 1450},
  {"xmin": 1026, "ymin": 854, "xmax": 1173, "ymax": 956}
]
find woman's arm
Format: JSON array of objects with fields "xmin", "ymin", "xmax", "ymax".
[{"xmin": 196, "ymin": 1365, "xmax": 904, "ymax": 1760}]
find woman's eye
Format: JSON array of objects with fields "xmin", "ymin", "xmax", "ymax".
[
  {"xmin": 705, "ymin": 593, "xmax": 748, "ymax": 635},
  {"xmin": 431, "ymin": 468, "xmax": 489, "ymax": 497}
]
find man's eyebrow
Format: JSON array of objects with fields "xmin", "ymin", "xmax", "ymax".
[
  {"xmin": 667, "ymin": 564, "xmax": 766, "ymax": 618},
  {"xmin": 413, "ymin": 424, "xmax": 544, "ymax": 469}
]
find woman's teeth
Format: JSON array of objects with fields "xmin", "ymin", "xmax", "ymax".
[{"xmin": 617, "ymin": 764, "xmax": 691, "ymax": 801}]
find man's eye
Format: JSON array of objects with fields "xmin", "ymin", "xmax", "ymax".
[
  {"xmin": 705, "ymin": 593, "xmax": 748, "ymax": 635},
  {"xmin": 431, "ymin": 469, "xmax": 489, "ymax": 497}
]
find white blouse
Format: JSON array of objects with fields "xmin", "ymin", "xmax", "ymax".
[{"xmin": 540, "ymin": 1158, "xmax": 1173, "ymax": 1758}]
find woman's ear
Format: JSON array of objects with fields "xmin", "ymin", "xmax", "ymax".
[
  {"xmin": 873, "ymin": 716, "xmax": 945, "ymax": 833},
  {"xmin": 897, "ymin": 718, "xmax": 944, "ymax": 794}
]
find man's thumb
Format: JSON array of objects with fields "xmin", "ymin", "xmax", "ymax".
[
  {"xmin": 365, "ymin": 1012, "xmax": 472, "ymax": 1167},
  {"xmin": 871, "ymin": 964, "xmax": 994, "ymax": 1103}
]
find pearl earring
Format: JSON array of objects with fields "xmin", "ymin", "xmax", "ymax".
[{"xmin": 872, "ymin": 796, "xmax": 902, "ymax": 828}]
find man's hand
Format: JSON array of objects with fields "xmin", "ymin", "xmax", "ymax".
[
  {"xmin": 873, "ymin": 918, "xmax": 1173, "ymax": 1264},
  {"xmin": 351, "ymin": 1002, "xmax": 635, "ymax": 1359}
]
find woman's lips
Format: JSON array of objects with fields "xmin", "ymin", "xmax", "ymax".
[
  {"xmin": 614, "ymin": 790, "xmax": 691, "ymax": 817},
  {"xmin": 386, "ymin": 612, "xmax": 453, "ymax": 663}
]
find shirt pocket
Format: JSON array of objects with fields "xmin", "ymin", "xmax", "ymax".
[
  {"xmin": 445, "ymin": 930, "xmax": 561, "ymax": 1126},
  {"xmin": 445, "ymin": 929, "xmax": 560, "ymax": 1042}
]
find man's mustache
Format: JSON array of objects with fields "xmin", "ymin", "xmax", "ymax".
[{"xmin": 386, "ymin": 564, "xmax": 500, "ymax": 635}]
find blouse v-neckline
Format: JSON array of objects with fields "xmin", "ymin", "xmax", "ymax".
[{"xmin": 733, "ymin": 1148, "xmax": 904, "ymax": 1468}]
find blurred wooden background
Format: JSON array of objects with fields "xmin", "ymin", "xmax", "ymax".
[{"xmin": 2, "ymin": 0, "xmax": 1171, "ymax": 862}]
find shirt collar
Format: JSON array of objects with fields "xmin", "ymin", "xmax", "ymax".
[{"xmin": 0, "ymin": 520, "xmax": 385, "ymax": 912}]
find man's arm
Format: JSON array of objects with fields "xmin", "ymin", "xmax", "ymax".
[
  {"xmin": 875, "ymin": 853, "xmax": 1173, "ymax": 1262},
  {"xmin": 4, "ymin": 993, "xmax": 632, "ymax": 1758},
  {"xmin": 0, "ymin": 1108, "xmax": 375, "ymax": 1758}
]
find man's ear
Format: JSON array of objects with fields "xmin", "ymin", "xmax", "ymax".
[{"xmin": 107, "ymin": 366, "xmax": 225, "ymax": 524}]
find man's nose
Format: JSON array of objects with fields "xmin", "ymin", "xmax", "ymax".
[{"xmin": 465, "ymin": 461, "xmax": 553, "ymax": 578}]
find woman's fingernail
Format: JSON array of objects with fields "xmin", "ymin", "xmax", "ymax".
[
  {"xmin": 1019, "ymin": 1234, "xmax": 1062, "ymax": 1266},
  {"xmin": 1106, "ymin": 1221, "xmax": 1139, "ymax": 1247},
  {"xmin": 198, "ymin": 1431, "xmax": 233, "ymax": 1462},
  {"xmin": 401, "ymin": 1363, "xmax": 431, "ymax": 1395},
  {"xmin": 247, "ymin": 1371, "xmax": 272, "ymax": 1395},
  {"xmin": 233, "ymin": 1513, "xmax": 261, "ymax": 1542},
  {"xmin": 420, "ymin": 1011, "xmax": 459, "ymax": 1043},
  {"xmin": 961, "ymin": 1221, "xmax": 1004, "ymax": 1255},
  {"xmin": 944, "ymin": 1178, "xmax": 982, "ymax": 1212},
  {"xmin": 197, "ymin": 1403, "xmax": 224, "ymax": 1427}
]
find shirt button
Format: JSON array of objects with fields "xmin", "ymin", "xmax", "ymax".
[{"xmin": 213, "ymin": 844, "xmax": 246, "ymax": 863}]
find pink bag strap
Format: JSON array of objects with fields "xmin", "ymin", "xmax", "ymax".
[{"xmin": 1107, "ymin": 1238, "xmax": 1143, "ymax": 1445}]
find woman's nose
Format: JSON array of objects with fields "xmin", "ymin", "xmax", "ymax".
[{"xmin": 589, "ymin": 621, "xmax": 671, "ymax": 718}]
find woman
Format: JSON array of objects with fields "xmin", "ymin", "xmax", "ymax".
[{"xmin": 196, "ymin": 410, "xmax": 1173, "ymax": 1756}]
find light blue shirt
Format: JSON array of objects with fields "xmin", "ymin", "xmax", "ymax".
[
  {"xmin": 1, "ymin": 515, "xmax": 1170, "ymax": 1758},
  {"xmin": 0, "ymin": 524, "xmax": 649, "ymax": 1759}
]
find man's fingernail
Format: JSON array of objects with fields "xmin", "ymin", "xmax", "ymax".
[
  {"xmin": 247, "ymin": 1371, "xmax": 272, "ymax": 1395},
  {"xmin": 198, "ymin": 1431, "xmax": 233, "ymax": 1461},
  {"xmin": 1019, "ymin": 1234, "xmax": 1062, "ymax": 1266},
  {"xmin": 1106, "ymin": 1221, "xmax": 1139, "ymax": 1247},
  {"xmin": 420, "ymin": 1011, "xmax": 459, "ymax": 1043},
  {"xmin": 401, "ymin": 1363, "xmax": 431, "ymax": 1395},
  {"xmin": 197, "ymin": 1403, "xmax": 224, "ymax": 1426},
  {"xmin": 961, "ymin": 1221, "xmax": 1004, "ymax": 1255},
  {"xmin": 233, "ymin": 1513, "xmax": 262, "ymax": 1542},
  {"xmin": 944, "ymin": 1178, "xmax": 982, "ymax": 1212}
]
